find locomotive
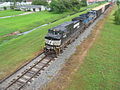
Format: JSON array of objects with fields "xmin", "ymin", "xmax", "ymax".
[{"xmin": 44, "ymin": 3, "xmax": 110, "ymax": 56}]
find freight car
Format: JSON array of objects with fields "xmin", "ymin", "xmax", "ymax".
[
  {"xmin": 92, "ymin": 3, "xmax": 110, "ymax": 18},
  {"xmin": 44, "ymin": 3, "xmax": 110, "ymax": 56}
]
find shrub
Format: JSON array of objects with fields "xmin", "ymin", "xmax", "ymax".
[
  {"xmin": 3, "ymin": 7, "xmax": 7, "ymax": 10},
  {"xmin": 114, "ymin": 8, "xmax": 120, "ymax": 25},
  {"xmin": 14, "ymin": 8, "xmax": 21, "ymax": 11}
]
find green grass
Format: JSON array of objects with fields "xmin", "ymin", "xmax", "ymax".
[
  {"xmin": 66, "ymin": 8, "xmax": 120, "ymax": 90},
  {"xmin": 0, "ymin": 10, "xmax": 24, "ymax": 17},
  {"xmin": 0, "ymin": 11, "xmax": 71, "ymax": 36},
  {"xmin": 0, "ymin": 3, "xmax": 106, "ymax": 80},
  {"xmin": 0, "ymin": 35, "xmax": 19, "ymax": 45}
]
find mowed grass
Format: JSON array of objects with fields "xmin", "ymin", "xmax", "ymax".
[
  {"xmin": 0, "ymin": 9, "xmax": 90, "ymax": 80},
  {"xmin": 0, "ymin": 11, "xmax": 71, "ymax": 36},
  {"xmin": 66, "ymin": 8, "xmax": 120, "ymax": 90},
  {"xmin": 0, "ymin": 10, "xmax": 24, "ymax": 17}
]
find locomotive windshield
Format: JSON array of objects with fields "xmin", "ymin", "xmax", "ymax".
[
  {"xmin": 48, "ymin": 29, "xmax": 62, "ymax": 35},
  {"xmin": 45, "ymin": 29, "xmax": 62, "ymax": 46}
]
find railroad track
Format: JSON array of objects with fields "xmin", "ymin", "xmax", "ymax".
[{"xmin": 4, "ymin": 56, "xmax": 54, "ymax": 90}]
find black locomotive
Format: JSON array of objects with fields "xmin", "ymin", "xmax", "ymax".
[{"xmin": 44, "ymin": 3, "xmax": 110, "ymax": 56}]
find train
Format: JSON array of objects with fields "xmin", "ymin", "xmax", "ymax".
[{"xmin": 44, "ymin": 3, "xmax": 110, "ymax": 56}]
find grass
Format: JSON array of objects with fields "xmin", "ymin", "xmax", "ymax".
[
  {"xmin": 0, "ymin": 11, "xmax": 71, "ymax": 36},
  {"xmin": 0, "ymin": 35, "xmax": 19, "ymax": 45},
  {"xmin": 0, "ymin": 10, "xmax": 24, "ymax": 17},
  {"xmin": 0, "ymin": 3, "xmax": 106, "ymax": 80},
  {"xmin": 66, "ymin": 7, "xmax": 120, "ymax": 90}
]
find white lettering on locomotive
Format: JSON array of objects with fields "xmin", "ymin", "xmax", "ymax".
[
  {"xmin": 74, "ymin": 23, "xmax": 79, "ymax": 28},
  {"xmin": 45, "ymin": 39, "xmax": 61, "ymax": 46}
]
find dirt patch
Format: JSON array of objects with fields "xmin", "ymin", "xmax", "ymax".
[
  {"xmin": 42, "ymin": 6, "xmax": 114, "ymax": 90},
  {"xmin": 0, "ymin": 31, "xmax": 20, "ymax": 38}
]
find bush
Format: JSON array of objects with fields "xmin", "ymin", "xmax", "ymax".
[
  {"xmin": 10, "ymin": 6, "xmax": 14, "ymax": 9},
  {"xmin": 3, "ymin": 7, "xmax": 7, "ymax": 10},
  {"xmin": 114, "ymin": 8, "xmax": 120, "ymax": 25},
  {"xmin": 14, "ymin": 8, "xmax": 21, "ymax": 11}
]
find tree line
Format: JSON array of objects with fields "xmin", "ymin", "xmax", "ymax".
[
  {"xmin": 0, "ymin": 0, "xmax": 87, "ymax": 13},
  {"xmin": 115, "ymin": 0, "xmax": 120, "ymax": 25},
  {"xmin": 32, "ymin": 0, "xmax": 87, "ymax": 13}
]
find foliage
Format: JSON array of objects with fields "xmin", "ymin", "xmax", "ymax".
[
  {"xmin": 3, "ymin": 7, "xmax": 7, "ymax": 10},
  {"xmin": 49, "ymin": 0, "xmax": 66, "ymax": 13},
  {"xmin": 116, "ymin": 0, "xmax": 120, "ymax": 8},
  {"xmin": 50, "ymin": 0, "xmax": 81, "ymax": 13},
  {"xmin": 32, "ymin": 0, "xmax": 48, "ymax": 6},
  {"xmin": 114, "ymin": 8, "xmax": 120, "ymax": 25},
  {"xmin": 80, "ymin": 0, "xmax": 87, "ymax": 7}
]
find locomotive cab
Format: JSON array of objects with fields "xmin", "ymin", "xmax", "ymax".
[
  {"xmin": 44, "ymin": 29, "xmax": 63, "ymax": 55},
  {"xmin": 44, "ymin": 21, "xmax": 81, "ymax": 56}
]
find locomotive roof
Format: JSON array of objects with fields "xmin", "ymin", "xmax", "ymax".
[{"xmin": 51, "ymin": 21, "xmax": 78, "ymax": 32}]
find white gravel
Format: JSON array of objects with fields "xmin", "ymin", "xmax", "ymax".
[{"xmin": 0, "ymin": 8, "xmax": 109, "ymax": 90}]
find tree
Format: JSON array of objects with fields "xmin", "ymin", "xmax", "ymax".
[
  {"xmin": 69, "ymin": 0, "xmax": 81, "ymax": 11},
  {"xmin": 50, "ymin": 0, "xmax": 67, "ymax": 13},
  {"xmin": 114, "ymin": 8, "xmax": 120, "ymax": 25},
  {"xmin": 80, "ymin": 0, "xmax": 87, "ymax": 7},
  {"xmin": 32, "ymin": 0, "xmax": 48, "ymax": 6},
  {"xmin": 117, "ymin": 0, "xmax": 120, "ymax": 8},
  {"xmin": 50, "ymin": 0, "xmax": 81, "ymax": 13}
]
